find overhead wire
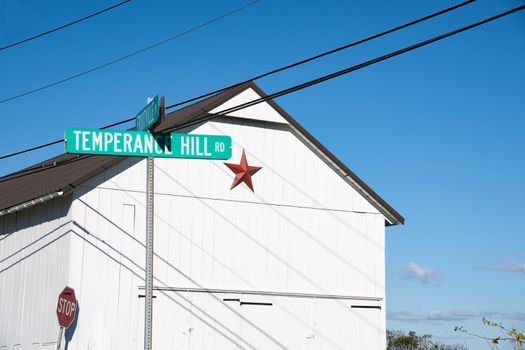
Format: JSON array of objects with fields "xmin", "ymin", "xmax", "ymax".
[
  {"xmin": 1, "ymin": 3, "xmax": 524, "ymax": 184},
  {"xmin": 0, "ymin": 0, "xmax": 477, "ymax": 161},
  {"xmin": 164, "ymin": 0, "xmax": 477, "ymax": 110},
  {"xmin": 0, "ymin": 0, "xmax": 260, "ymax": 106},
  {"xmin": 0, "ymin": 0, "xmax": 132, "ymax": 52}
]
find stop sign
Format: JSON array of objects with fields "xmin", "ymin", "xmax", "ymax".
[{"xmin": 56, "ymin": 287, "xmax": 77, "ymax": 328}]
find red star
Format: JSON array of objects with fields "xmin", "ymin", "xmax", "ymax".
[{"xmin": 224, "ymin": 149, "xmax": 262, "ymax": 192}]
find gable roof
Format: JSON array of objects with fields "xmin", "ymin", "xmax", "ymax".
[{"xmin": 0, "ymin": 82, "xmax": 404, "ymax": 225}]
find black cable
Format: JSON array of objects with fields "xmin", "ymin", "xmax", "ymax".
[
  {"xmin": 2, "ymin": 3, "xmax": 523, "ymax": 184},
  {"xmin": 0, "ymin": 0, "xmax": 477, "ymax": 160},
  {"xmin": 0, "ymin": 0, "xmax": 260, "ymax": 106},
  {"xmin": 187, "ymin": 3, "xmax": 525, "ymax": 118},
  {"xmin": 165, "ymin": 0, "xmax": 477, "ymax": 110},
  {"xmin": 0, "ymin": 116, "xmax": 137, "ymax": 160},
  {"xmin": 1, "ymin": 154, "xmax": 93, "ymax": 183},
  {"xmin": 0, "ymin": 115, "xmax": 139, "ymax": 176},
  {"xmin": 0, "ymin": 0, "xmax": 132, "ymax": 52}
]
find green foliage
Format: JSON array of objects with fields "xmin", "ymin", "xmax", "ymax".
[
  {"xmin": 455, "ymin": 318, "xmax": 524, "ymax": 349},
  {"xmin": 387, "ymin": 329, "xmax": 466, "ymax": 350}
]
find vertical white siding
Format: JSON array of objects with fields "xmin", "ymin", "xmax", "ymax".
[
  {"xmin": 67, "ymin": 185, "xmax": 148, "ymax": 350},
  {"xmin": 0, "ymin": 196, "xmax": 72, "ymax": 349}
]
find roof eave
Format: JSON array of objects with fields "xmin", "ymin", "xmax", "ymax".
[
  {"xmin": 0, "ymin": 191, "xmax": 64, "ymax": 217},
  {"xmin": 243, "ymin": 82, "xmax": 405, "ymax": 226}
]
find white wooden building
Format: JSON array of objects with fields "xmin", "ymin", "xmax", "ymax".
[{"xmin": 0, "ymin": 82, "xmax": 404, "ymax": 350}]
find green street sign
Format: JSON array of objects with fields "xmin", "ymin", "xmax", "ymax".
[
  {"xmin": 136, "ymin": 96, "xmax": 160, "ymax": 131},
  {"xmin": 65, "ymin": 128, "xmax": 232, "ymax": 160}
]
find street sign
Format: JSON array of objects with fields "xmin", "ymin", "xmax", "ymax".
[
  {"xmin": 65, "ymin": 128, "xmax": 232, "ymax": 160},
  {"xmin": 56, "ymin": 287, "xmax": 77, "ymax": 329},
  {"xmin": 136, "ymin": 95, "xmax": 160, "ymax": 131}
]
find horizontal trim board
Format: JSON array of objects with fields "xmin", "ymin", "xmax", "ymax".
[
  {"xmin": 82, "ymin": 185, "xmax": 380, "ymax": 216},
  {"xmin": 212, "ymin": 115, "xmax": 290, "ymax": 130},
  {"xmin": 351, "ymin": 305, "xmax": 381, "ymax": 309},
  {"xmin": 241, "ymin": 302, "xmax": 272, "ymax": 306},
  {"xmin": 139, "ymin": 286, "xmax": 382, "ymax": 302}
]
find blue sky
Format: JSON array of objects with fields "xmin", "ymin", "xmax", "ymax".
[{"xmin": 1, "ymin": 0, "xmax": 524, "ymax": 348}]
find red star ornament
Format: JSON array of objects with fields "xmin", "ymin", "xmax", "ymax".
[{"xmin": 224, "ymin": 149, "xmax": 262, "ymax": 192}]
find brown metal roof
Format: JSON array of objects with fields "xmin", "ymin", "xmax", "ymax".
[{"xmin": 0, "ymin": 82, "xmax": 404, "ymax": 225}]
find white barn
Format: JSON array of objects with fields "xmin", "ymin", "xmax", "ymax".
[{"xmin": 0, "ymin": 82, "xmax": 404, "ymax": 350}]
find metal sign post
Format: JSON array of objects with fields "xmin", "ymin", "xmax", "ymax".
[
  {"xmin": 56, "ymin": 327, "xmax": 64, "ymax": 350},
  {"xmin": 144, "ymin": 96, "xmax": 163, "ymax": 350},
  {"xmin": 144, "ymin": 155, "xmax": 154, "ymax": 350}
]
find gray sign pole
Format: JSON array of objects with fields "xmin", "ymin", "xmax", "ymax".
[
  {"xmin": 56, "ymin": 327, "xmax": 63, "ymax": 350},
  {"xmin": 144, "ymin": 155, "xmax": 154, "ymax": 350},
  {"xmin": 144, "ymin": 97, "xmax": 165, "ymax": 350}
]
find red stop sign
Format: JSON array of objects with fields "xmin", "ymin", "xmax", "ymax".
[{"xmin": 56, "ymin": 287, "xmax": 77, "ymax": 328}]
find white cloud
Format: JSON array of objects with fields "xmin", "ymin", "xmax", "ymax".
[
  {"xmin": 400, "ymin": 262, "xmax": 441, "ymax": 284},
  {"xmin": 388, "ymin": 310, "xmax": 476, "ymax": 322},
  {"xmin": 479, "ymin": 261, "xmax": 525, "ymax": 274},
  {"xmin": 499, "ymin": 261, "xmax": 525, "ymax": 273},
  {"xmin": 387, "ymin": 311, "xmax": 428, "ymax": 322},
  {"xmin": 483, "ymin": 310, "xmax": 525, "ymax": 321},
  {"xmin": 428, "ymin": 310, "xmax": 479, "ymax": 321},
  {"xmin": 388, "ymin": 310, "xmax": 525, "ymax": 323}
]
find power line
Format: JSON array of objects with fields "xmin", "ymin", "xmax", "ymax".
[
  {"xmin": 157, "ymin": 2, "xmax": 525, "ymax": 129},
  {"xmin": 2, "ymin": 3, "xmax": 524, "ymax": 184},
  {"xmin": 0, "ymin": 0, "xmax": 476, "ymax": 160},
  {"xmin": 164, "ymin": 0, "xmax": 477, "ymax": 110},
  {"xmin": 0, "ymin": 0, "xmax": 260, "ymax": 106},
  {"xmin": 0, "ymin": 0, "xmax": 132, "ymax": 52},
  {"xmin": 0, "ymin": 115, "xmax": 143, "ymax": 160}
]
